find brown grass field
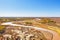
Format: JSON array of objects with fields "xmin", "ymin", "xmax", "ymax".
[{"xmin": 0, "ymin": 17, "xmax": 60, "ymax": 40}]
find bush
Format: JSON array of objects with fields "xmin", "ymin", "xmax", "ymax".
[
  {"xmin": 0, "ymin": 25, "xmax": 5, "ymax": 34},
  {"xmin": 40, "ymin": 18, "xmax": 56, "ymax": 24}
]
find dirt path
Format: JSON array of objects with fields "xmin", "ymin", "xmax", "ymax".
[{"xmin": 1, "ymin": 22, "xmax": 60, "ymax": 40}]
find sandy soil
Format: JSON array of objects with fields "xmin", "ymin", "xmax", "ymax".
[{"xmin": 1, "ymin": 22, "xmax": 60, "ymax": 40}]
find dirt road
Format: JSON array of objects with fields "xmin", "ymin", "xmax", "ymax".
[{"xmin": 1, "ymin": 22, "xmax": 60, "ymax": 40}]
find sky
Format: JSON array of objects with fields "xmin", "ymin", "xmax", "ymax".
[{"xmin": 0, "ymin": 0, "xmax": 60, "ymax": 17}]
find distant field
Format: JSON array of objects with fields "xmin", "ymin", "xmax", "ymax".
[{"xmin": 0, "ymin": 17, "xmax": 60, "ymax": 40}]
